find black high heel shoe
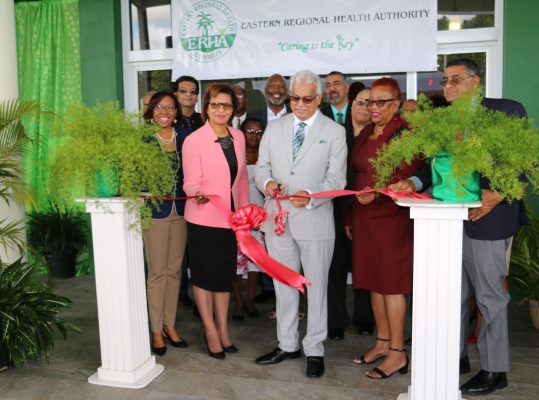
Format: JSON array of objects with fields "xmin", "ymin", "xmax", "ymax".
[
  {"xmin": 203, "ymin": 334, "xmax": 225, "ymax": 360},
  {"xmin": 151, "ymin": 344, "xmax": 167, "ymax": 356},
  {"xmin": 366, "ymin": 347, "xmax": 409, "ymax": 379},
  {"xmin": 222, "ymin": 344, "xmax": 239, "ymax": 353},
  {"xmin": 163, "ymin": 331, "xmax": 189, "ymax": 348}
]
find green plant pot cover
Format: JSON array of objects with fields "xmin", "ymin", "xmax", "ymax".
[
  {"xmin": 431, "ymin": 151, "xmax": 481, "ymax": 202},
  {"xmin": 96, "ymin": 167, "xmax": 120, "ymax": 197}
]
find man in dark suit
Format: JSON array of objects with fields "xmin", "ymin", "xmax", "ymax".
[
  {"xmin": 247, "ymin": 74, "xmax": 290, "ymax": 128},
  {"xmin": 390, "ymin": 58, "xmax": 527, "ymax": 396},
  {"xmin": 173, "ymin": 75, "xmax": 203, "ymax": 131},
  {"xmin": 321, "ymin": 72, "xmax": 359, "ymax": 340},
  {"xmin": 320, "ymin": 71, "xmax": 351, "ymax": 126},
  {"xmin": 173, "ymin": 75, "xmax": 203, "ymax": 310}
]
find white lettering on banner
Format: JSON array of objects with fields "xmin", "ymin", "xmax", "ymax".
[{"xmin": 172, "ymin": 0, "xmax": 437, "ymax": 79}]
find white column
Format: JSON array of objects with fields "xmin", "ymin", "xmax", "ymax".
[
  {"xmin": 79, "ymin": 198, "xmax": 163, "ymax": 389},
  {"xmin": 396, "ymin": 198, "xmax": 480, "ymax": 400},
  {"xmin": 0, "ymin": 0, "xmax": 26, "ymax": 264}
]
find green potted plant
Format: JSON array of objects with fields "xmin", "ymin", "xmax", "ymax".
[
  {"xmin": 26, "ymin": 201, "xmax": 88, "ymax": 279},
  {"xmin": 510, "ymin": 206, "xmax": 539, "ymax": 331},
  {"xmin": 372, "ymin": 92, "xmax": 539, "ymax": 201},
  {"xmin": 0, "ymin": 258, "xmax": 79, "ymax": 367},
  {"xmin": 0, "ymin": 98, "xmax": 76, "ymax": 370},
  {"xmin": 48, "ymin": 101, "xmax": 176, "ymax": 224}
]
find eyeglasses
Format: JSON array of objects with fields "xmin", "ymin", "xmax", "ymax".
[
  {"xmin": 235, "ymin": 94, "xmax": 246, "ymax": 100},
  {"xmin": 178, "ymin": 88, "xmax": 198, "ymax": 95},
  {"xmin": 290, "ymin": 95, "xmax": 318, "ymax": 104},
  {"xmin": 209, "ymin": 102, "xmax": 234, "ymax": 111},
  {"xmin": 440, "ymin": 75, "xmax": 474, "ymax": 87},
  {"xmin": 154, "ymin": 104, "xmax": 176, "ymax": 112},
  {"xmin": 245, "ymin": 128, "xmax": 264, "ymax": 136},
  {"xmin": 353, "ymin": 99, "xmax": 369, "ymax": 107},
  {"xmin": 366, "ymin": 99, "xmax": 397, "ymax": 108}
]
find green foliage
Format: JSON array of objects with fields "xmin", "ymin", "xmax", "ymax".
[
  {"xmin": 48, "ymin": 102, "xmax": 176, "ymax": 224},
  {"xmin": 0, "ymin": 259, "xmax": 79, "ymax": 367},
  {"xmin": 0, "ymin": 98, "xmax": 50, "ymax": 256},
  {"xmin": 372, "ymin": 92, "xmax": 539, "ymax": 200},
  {"xmin": 510, "ymin": 207, "xmax": 539, "ymax": 303},
  {"xmin": 26, "ymin": 201, "xmax": 87, "ymax": 256}
]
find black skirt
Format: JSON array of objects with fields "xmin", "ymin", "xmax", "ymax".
[{"xmin": 187, "ymin": 222, "xmax": 237, "ymax": 292}]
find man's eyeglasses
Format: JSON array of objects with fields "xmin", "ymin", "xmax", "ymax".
[
  {"xmin": 353, "ymin": 99, "xmax": 369, "ymax": 107},
  {"xmin": 178, "ymin": 88, "xmax": 198, "ymax": 95},
  {"xmin": 209, "ymin": 102, "xmax": 234, "ymax": 111},
  {"xmin": 440, "ymin": 75, "xmax": 475, "ymax": 87},
  {"xmin": 290, "ymin": 95, "xmax": 318, "ymax": 105},
  {"xmin": 366, "ymin": 99, "xmax": 397, "ymax": 108},
  {"xmin": 154, "ymin": 104, "xmax": 176, "ymax": 112},
  {"xmin": 245, "ymin": 128, "xmax": 264, "ymax": 136}
]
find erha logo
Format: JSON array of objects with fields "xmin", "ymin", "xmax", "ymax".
[{"xmin": 180, "ymin": 1, "xmax": 237, "ymax": 63}]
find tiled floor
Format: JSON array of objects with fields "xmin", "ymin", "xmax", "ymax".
[{"xmin": 1, "ymin": 276, "xmax": 538, "ymax": 399}]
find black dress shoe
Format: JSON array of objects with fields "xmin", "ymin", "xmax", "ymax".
[
  {"xmin": 460, "ymin": 370, "xmax": 508, "ymax": 395},
  {"xmin": 151, "ymin": 345, "xmax": 167, "ymax": 356},
  {"xmin": 255, "ymin": 348, "xmax": 301, "ymax": 364},
  {"xmin": 357, "ymin": 323, "xmax": 374, "ymax": 336},
  {"xmin": 254, "ymin": 290, "xmax": 276, "ymax": 304},
  {"xmin": 163, "ymin": 332, "xmax": 189, "ymax": 348},
  {"xmin": 223, "ymin": 344, "xmax": 239, "ymax": 353},
  {"xmin": 328, "ymin": 328, "xmax": 345, "ymax": 340},
  {"xmin": 306, "ymin": 356, "xmax": 325, "ymax": 378},
  {"xmin": 460, "ymin": 355, "xmax": 471, "ymax": 374}
]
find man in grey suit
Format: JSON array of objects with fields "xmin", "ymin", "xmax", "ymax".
[{"xmin": 254, "ymin": 70, "xmax": 347, "ymax": 378}]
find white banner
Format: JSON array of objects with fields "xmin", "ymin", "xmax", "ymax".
[{"xmin": 172, "ymin": 0, "xmax": 437, "ymax": 80}]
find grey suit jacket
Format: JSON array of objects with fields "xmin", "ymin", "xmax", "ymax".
[{"xmin": 254, "ymin": 112, "xmax": 347, "ymax": 240}]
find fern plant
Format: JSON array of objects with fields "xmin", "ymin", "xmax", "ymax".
[
  {"xmin": 48, "ymin": 102, "xmax": 176, "ymax": 225},
  {"xmin": 372, "ymin": 92, "xmax": 539, "ymax": 200}
]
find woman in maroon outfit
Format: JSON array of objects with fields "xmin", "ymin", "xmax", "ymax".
[{"xmin": 346, "ymin": 78, "xmax": 423, "ymax": 379}]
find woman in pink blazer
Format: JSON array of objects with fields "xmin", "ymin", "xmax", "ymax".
[{"xmin": 182, "ymin": 83, "xmax": 249, "ymax": 359}]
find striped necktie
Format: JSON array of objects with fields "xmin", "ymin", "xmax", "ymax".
[
  {"xmin": 337, "ymin": 112, "xmax": 344, "ymax": 125},
  {"xmin": 292, "ymin": 122, "xmax": 307, "ymax": 161}
]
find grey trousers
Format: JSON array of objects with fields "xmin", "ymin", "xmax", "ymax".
[
  {"xmin": 265, "ymin": 233, "xmax": 334, "ymax": 357},
  {"xmin": 460, "ymin": 231, "xmax": 511, "ymax": 372}
]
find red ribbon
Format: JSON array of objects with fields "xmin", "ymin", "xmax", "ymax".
[
  {"xmin": 229, "ymin": 204, "xmax": 310, "ymax": 293},
  {"xmin": 271, "ymin": 188, "xmax": 432, "ymax": 237},
  {"xmin": 140, "ymin": 188, "xmax": 430, "ymax": 292}
]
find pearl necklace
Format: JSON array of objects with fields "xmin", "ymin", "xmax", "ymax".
[{"xmin": 156, "ymin": 131, "xmax": 176, "ymax": 144}]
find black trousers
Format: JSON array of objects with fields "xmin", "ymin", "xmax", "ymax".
[{"xmin": 327, "ymin": 203, "xmax": 373, "ymax": 330}]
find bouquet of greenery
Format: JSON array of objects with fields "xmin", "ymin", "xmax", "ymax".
[
  {"xmin": 372, "ymin": 92, "xmax": 539, "ymax": 200},
  {"xmin": 49, "ymin": 102, "xmax": 176, "ymax": 224}
]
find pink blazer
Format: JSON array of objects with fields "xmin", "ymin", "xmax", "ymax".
[{"xmin": 182, "ymin": 121, "xmax": 249, "ymax": 228}]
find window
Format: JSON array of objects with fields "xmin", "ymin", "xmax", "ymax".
[
  {"xmin": 438, "ymin": 0, "xmax": 495, "ymax": 31},
  {"xmin": 138, "ymin": 69, "xmax": 172, "ymax": 110},
  {"xmin": 130, "ymin": 0, "xmax": 172, "ymax": 50}
]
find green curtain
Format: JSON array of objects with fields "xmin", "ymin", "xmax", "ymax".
[
  {"xmin": 15, "ymin": 0, "xmax": 90, "ymax": 275},
  {"xmin": 15, "ymin": 0, "xmax": 82, "ymax": 206}
]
